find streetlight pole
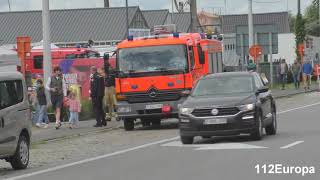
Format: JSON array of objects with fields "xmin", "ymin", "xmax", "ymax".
[
  {"xmin": 248, "ymin": 0, "xmax": 255, "ymax": 68},
  {"xmin": 126, "ymin": 0, "xmax": 129, "ymax": 37},
  {"xmin": 7, "ymin": 0, "xmax": 11, "ymax": 12},
  {"xmin": 42, "ymin": 0, "xmax": 52, "ymax": 86}
]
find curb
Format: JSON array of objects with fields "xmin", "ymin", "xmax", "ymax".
[{"xmin": 273, "ymin": 88, "xmax": 318, "ymax": 99}]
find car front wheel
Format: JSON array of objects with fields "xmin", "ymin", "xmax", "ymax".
[
  {"xmin": 266, "ymin": 110, "xmax": 277, "ymax": 135},
  {"xmin": 250, "ymin": 114, "xmax": 263, "ymax": 140},
  {"xmin": 10, "ymin": 135, "xmax": 29, "ymax": 170}
]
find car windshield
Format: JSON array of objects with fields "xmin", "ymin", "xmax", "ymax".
[
  {"xmin": 192, "ymin": 75, "xmax": 255, "ymax": 97},
  {"xmin": 118, "ymin": 45, "xmax": 188, "ymax": 73}
]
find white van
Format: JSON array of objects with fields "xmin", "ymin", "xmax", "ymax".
[{"xmin": 0, "ymin": 72, "xmax": 31, "ymax": 169}]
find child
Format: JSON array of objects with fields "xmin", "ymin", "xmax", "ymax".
[
  {"xmin": 36, "ymin": 79, "xmax": 49, "ymax": 128},
  {"xmin": 68, "ymin": 92, "xmax": 81, "ymax": 129}
]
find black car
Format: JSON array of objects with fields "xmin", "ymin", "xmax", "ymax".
[{"xmin": 179, "ymin": 72, "xmax": 277, "ymax": 144}]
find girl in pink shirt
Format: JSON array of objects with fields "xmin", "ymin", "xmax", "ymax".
[{"xmin": 68, "ymin": 92, "xmax": 81, "ymax": 129}]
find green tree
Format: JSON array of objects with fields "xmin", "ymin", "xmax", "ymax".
[
  {"xmin": 295, "ymin": 13, "xmax": 306, "ymax": 62},
  {"xmin": 289, "ymin": 12, "xmax": 296, "ymax": 32},
  {"xmin": 304, "ymin": 0, "xmax": 320, "ymax": 36}
]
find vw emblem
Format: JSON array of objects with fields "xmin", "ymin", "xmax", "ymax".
[
  {"xmin": 211, "ymin": 109, "xmax": 219, "ymax": 116},
  {"xmin": 149, "ymin": 91, "xmax": 157, "ymax": 98}
]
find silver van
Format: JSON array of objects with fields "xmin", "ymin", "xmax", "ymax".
[{"xmin": 0, "ymin": 72, "xmax": 31, "ymax": 169}]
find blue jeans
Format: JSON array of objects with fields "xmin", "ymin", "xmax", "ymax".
[
  {"xmin": 293, "ymin": 73, "xmax": 300, "ymax": 88},
  {"xmin": 280, "ymin": 74, "xmax": 287, "ymax": 89},
  {"xmin": 69, "ymin": 112, "xmax": 79, "ymax": 125},
  {"xmin": 37, "ymin": 105, "xmax": 49, "ymax": 124}
]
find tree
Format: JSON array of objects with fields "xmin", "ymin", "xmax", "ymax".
[
  {"xmin": 289, "ymin": 13, "xmax": 296, "ymax": 32},
  {"xmin": 295, "ymin": 13, "xmax": 306, "ymax": 62},
  {"xmin": 304, "ymin": 0, "xmax": 320, "ymax": 36}
]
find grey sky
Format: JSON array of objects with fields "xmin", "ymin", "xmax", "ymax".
[{"xmin": 0, "ymin": 0, "xmax": 312, "ymax": 15}]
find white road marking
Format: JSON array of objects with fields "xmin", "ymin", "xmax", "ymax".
[
  {"xmin": 280, "ymin": 141, "xmax": 304, "ymax": 149},
  {"xmin": 196, "ymin": 143, "xmax": 267, "ymax": 150},
  {"xmin": 5, "ymin": 136, "xmax": 179, "ymax": 180},
  {"xmin": 162, "ymin": 141, "xmax": 267, "ymax": 150},
  {"xmin": 278, "ymin": 102, "xmax": 320, "ymax": 114}
]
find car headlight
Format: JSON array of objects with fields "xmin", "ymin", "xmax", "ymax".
[
  {"xmin": 239, "ymin": 104, "xmax": 255, "ymax": 111},
  {"xmin": 179, "ymin": 107, "xmax": 194, "ymax": 115}
]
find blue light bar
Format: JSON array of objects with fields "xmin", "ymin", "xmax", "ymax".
[
  {"xmin": 127, "ymin": 35, "xmax": 134, "ymax": 41},
  {"xmin": 173, "ymin": 32, "xmax": 179, "ymax": 38}
]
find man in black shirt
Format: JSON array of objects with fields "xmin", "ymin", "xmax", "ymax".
[
  {"xmin": 90, "ymin": 66, "xmax": 106, "ymax": 127},
  {"xmin": 104, "ymin": 55, "xmax": 117, "ymax": 121}
]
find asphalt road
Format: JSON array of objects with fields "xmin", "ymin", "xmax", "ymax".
[{"xmin": 3, "ymin": 93, "xmax": 320, "ymax": 180}]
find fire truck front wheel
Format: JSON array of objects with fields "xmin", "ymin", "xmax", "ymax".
[{"xmin": 124, "ymin": 118, "xmax": 135, "ymax": 131}]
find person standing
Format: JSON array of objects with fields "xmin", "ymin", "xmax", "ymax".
[
  {"xmin": 278, "ymin": 59, "xmax": 288, "ymax": 90},
  {"xmin": 90, "ymin": 66, "xmax": 106, "ymax": 127},
  {"xmin": 68, "ymin": 92, "xmax": 81, "ymax": 129},
  {"xmin": 104, "ymin": 57, "xmax": 117, "ymax": 121},
  {"xmin": 36, "ymin": 79, "xmax": 49, "ymax": 128},
  {"xmin": 291, "ymin": 60, "xmax": 302, "ymax": 89},
  {"xmin": 46, "ymin": 67, "xmax": 67, "ymax": 129},
  {"xmin": 302, "ymin": 61, "xmax": 313, "ymax": 91}
]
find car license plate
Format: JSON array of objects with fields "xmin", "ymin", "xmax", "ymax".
[
  {"xmin": 204, "ymin": 118, "xmax": 227, "ymax": 125},
  {"xmin": 146, "ymin": 104, "xmax": 163, "ymax": 110}
]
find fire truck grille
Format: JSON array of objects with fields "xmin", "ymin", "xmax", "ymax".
[{"xmin": 125, "ymin": 90, "xmax": 182, "ymax": 103}]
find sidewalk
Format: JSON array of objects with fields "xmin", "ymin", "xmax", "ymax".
[
  {"xmin": 31, "ymin": 119, "xmax": 122, "ymax": 143},
  {"xmin": 271, "ymin": 83, "xmax": 319, "ymax": 98},
  {"xmin": 31, "ymin": 84, "xmax": 319, "ymax": 144}
]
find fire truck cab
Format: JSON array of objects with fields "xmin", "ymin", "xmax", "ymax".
[{"xmin": 115, "ymin": 33, "xmax": 223, "ymax": 131}]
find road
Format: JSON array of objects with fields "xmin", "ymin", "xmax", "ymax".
[{"xmin": 2, "ymin": 93, "xmax": 320, "ymax": 180}]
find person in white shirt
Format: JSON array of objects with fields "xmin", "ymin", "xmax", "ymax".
[{"xmin": 46, "ymin": 67, "xmax": 67, "ymax": 129}]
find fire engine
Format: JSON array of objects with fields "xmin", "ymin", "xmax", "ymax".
[
  {"xmin": 19, "ymin": 47, "xmax": 115, "ymax": 97},
  {"xmin": 113, "ymin": 33, "xmax": 224, "ymax": 130}
]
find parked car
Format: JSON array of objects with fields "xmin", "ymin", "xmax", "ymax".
[
  {"xmin": 0, "ymin": 72, "xmax": 31, "ymax": 169},
  {"xmin": 179, "ymin": 72, "xmax": 277, "ymax": 144}
]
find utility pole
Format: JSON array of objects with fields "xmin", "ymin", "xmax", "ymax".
[
  {"xmin": 297, "ymin": 0, "xmax": 301, "ymax": 15},
  {"xmin": 126, "ymin": 0, "xmax": 129, "ymax": 37},
  {"xmin": 42, "ymin": 0, "xmax": 52, "ymax": 86},
  {"xmin": 7, "ymin": 0, "xmax": 11, "ymax": 12},
  {"xmin": 104, "ymin": 0, "xmax": 110, "ymax": 8},
  {"xmin": 190, "ymin": 0, "xmax": 198, "ymax": 32},
  {"xmin": 224, "ymin": 0, "xmax": 227, "ymax": 15},
  {"xmin": 248, "ymin": 0, "xmax": 255, "ymax": 69}
]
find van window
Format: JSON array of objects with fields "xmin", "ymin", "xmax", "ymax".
[
  {"xmin": 33, "ymin": 55, "xmax": 43, "ymax": 69},
  {"xmin": 0, "ymin": 80, "xmax": 23, "ymax": 110}
]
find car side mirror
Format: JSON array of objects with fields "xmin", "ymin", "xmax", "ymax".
[{"xmin": 256, "ymin": 86, "xmax": 269, "ymax": 95}]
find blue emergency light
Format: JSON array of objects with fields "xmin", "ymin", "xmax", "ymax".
[
  {"xmin": 173, "ymin": 32, "xmax": 179, "ymax": 38},
  {"xmin": 127, "ymin": 35, "xmax": 134, "ymax": 41}
]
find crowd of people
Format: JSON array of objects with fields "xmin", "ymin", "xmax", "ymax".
[
  {"xmin": 31, "ymin": 55, "xmax": 117, "ymax": 129},
  {"xmin": 277, "ymin": 59, "xmax": 314, "ymax": 91}
]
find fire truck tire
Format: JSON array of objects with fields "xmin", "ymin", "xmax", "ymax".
[
  {"xmin": 141, "ymin": 118, "xmax": 151, "ymax": 127},
  {"xmin": 124, "ymin": 119, "xmax": 135, "ymax": 131},
  {"xmin": 152, "ymin": 119, "xmax": 161, "ymax": 127}
]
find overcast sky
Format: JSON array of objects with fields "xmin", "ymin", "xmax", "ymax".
[{"xmin": 0, "ymin": 0, "xmax": 313, "ymax": 15}]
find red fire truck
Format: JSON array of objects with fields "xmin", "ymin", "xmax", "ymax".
[
  {"xmin": 113, "ymin": 33, "xmax": 224, "ymax": 130},
  {"xmin": 19, "ymin": 47, "xmax": 115, "ymax": 97}
]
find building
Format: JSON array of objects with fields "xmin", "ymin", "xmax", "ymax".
[
  {"xmin": 220, "ymin": 12, "xmax": 290, "ymax": 67},
  {"xmin": 0, "ymin": 7, "xmax": 202, "ymax": 49}
]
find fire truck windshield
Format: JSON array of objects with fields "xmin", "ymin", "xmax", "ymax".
[{"xmin": 118, "ymin": 45, "xmax": 188, "ymax": 75}]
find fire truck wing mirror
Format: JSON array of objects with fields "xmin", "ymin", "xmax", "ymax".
[{"xmin": 188, "ymin": 46, "xmax": 192, "ymax": 51}]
